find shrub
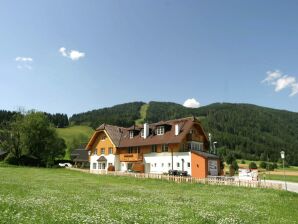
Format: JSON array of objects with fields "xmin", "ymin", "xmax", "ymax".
[
  {"xmin": 267, "ymin": 163, "xmax": 275, "ymax": 171},
  {"xmin": 249, "ymin": 162, "xmax": 258, "ymax": 169},
  {"xmin": 259, "ymin": 161, "xmax": 267, "ymax": 169},
  {"xmin": 241, "ymin": 160, "xmax": 246, "ymax": 164},
  {"xmin": 273, "ymin": 163, "xmax": 278, "ymax": 169},
  {"xmin": 4, "ymin": 153, "xmax": 19, "ymax": 165},
  {"xmin": 231, "ymin": 160, "xmax": 239, "ymax": 171}
]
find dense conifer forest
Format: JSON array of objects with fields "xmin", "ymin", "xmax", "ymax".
[
  {"xmin": 69, "ymin": 102, "xmax": 298, "ymax": 165},
  {"xmin": 1, "ymin": 101, "xmax": 298, "ymax": 165}
]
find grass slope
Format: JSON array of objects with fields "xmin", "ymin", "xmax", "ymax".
[
  {"xmin": 56, "ymin": 125, "xmax": 94, "ymax": 158},
  {"xmin": 0, "ymin": 167, "xmax": 297, "ymax": 224},
  {"xmin": 135, "ymin": 103, "xmax": 149, "ymax": 125}
]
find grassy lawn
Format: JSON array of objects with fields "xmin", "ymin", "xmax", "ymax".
[
  {"xmin": 56, "ymin": 125, "xmax": 94, "ymax": 158},
  {"xmin": 264, "ymin": 174, "xmax": 298, "ymax": 183},
  {"xmin": 135, "ymin": 104, "xmax": 149, "ymax": 125},
  {"xmin": 0, "ymin": 167, "xmax": 297, "ymax": 224},
  {"xmin": 56, "ymin": 125, "xmax": 94, "ymax": 143}
]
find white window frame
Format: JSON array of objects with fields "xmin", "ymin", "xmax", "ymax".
[
  {"xmin": 156, "ymin": 126, "xmax": 165, "ymax": 135},
  {"xmin": 177, "ymin": 162, "xmax": 180, "ymax": 168},
  {"xmin": 108, "ymin": 148, "xmax": 113, "ymax": 154},
  {"xmin": 140, "ymin": 129, "xmax": 144, "ymax": 137},
  {"xmin": 187, "ymin": 162, "xmax": 191, "ymax": 168},
  {"xmin": 94, "ymin": 149, "xmax": 97, "ymax": 155},
  {"xmin": 162, "ymin": 144, "xmax": 168, "ymax": 152},
  {"xmin": 93, "ymin": 163, "xmax": 97, "ymax": 169},
  {"xmin": 151, "ymin": 145, "xmax": 157, "ymax": 153},
  {"xmin": 101, "ymin": 148, "xmax": 105, "ymax": 155},
  {"xmin": 129, "ymin": 131, "xmax": 134, "ymax": 139},
  {"xmin": 128, "ymin": 147, "xmax": 133, "ymax": 154}
]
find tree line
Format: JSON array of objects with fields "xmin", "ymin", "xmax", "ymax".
[
  {"xmin": 70, "ymin": 101, "xmax": 298, "ymax": 165},
  {"xmin": 0, "ymin": 111, "xmax": 66, "ymax": 166},
  {"xmin": 0, "ymin": 110, "xmax": 69, "ymax": 128}
]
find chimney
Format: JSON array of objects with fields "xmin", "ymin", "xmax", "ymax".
[
  {"xmin": 143, "ymin": 123, "xmax": 149, "ymax": 139},
  {"xmin": 175, "ymin": 124, "xmax": 180, "ymax": 136}
]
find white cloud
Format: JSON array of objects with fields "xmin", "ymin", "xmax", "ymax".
[
  {"xmin": 274, "ymin": 76, "xmax": 296, "ymax": 92},
  {"xmin": 262, "ymin": 70, "xmax": 298, "ymax": 96},
  {"xmin": 15, "ymin": 57, "xmax": 33, "ymax": 62},
  {"xmin": 15, "ymin": 56, "xmax": 33, "ymax": 70},
  {"xmin": 183, "ymin": 98, "xmax": 200, "ymax": 108},
  {"xmin": 59, "ymin": 47, "xmax": 85, "ymax": 61},
  {"xmin": 59, "ymin": 47, "xmax": 67, "ymax": 57},
  {"xmin": 290, "ymin": 83, "xmax": 298, "ymax": 97},
  {"xmin": 262, "ymin": 70, "xmax": 281, "ymax": 83},
  {"xmin": 69, "ymin": 50, "xmax": 85, "ymax": 60}
]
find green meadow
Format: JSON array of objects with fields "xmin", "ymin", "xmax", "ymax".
[{"xmin": 0, "ymin": 167, "xmax": 297, "ymax": 224}]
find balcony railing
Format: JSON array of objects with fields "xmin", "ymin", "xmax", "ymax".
[{"xmin": 119, "ymin": 153, "xmax": 143, "ymax": 162}]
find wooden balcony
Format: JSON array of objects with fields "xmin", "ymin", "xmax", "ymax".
[{"xmin": 119, "ymin": 153, "xmax": 143, "ymax": 162}]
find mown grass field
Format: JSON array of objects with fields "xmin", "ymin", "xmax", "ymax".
[
  {"xmin": 56, "ymin": 125, "xmax": 94, "ymax": 158},
  {"xmin": 56, "ymin": 125, "xmax": 94, "ymax": 144},
  {"xmin": 0, "ymin": 167, "xmax": 297, "ymax": 224}
]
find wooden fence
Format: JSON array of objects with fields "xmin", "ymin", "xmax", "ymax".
[{"xmin": 85, "ymin": 169, "xmax": 282, "ymax": 190}]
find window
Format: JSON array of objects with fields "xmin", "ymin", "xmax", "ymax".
[
  {"xmin": 108, "ymin": 162, "xmax": 113, "ymax": 167},
  {"xmin": 101, "ymin": 148, "xmax": 105, "ymax": 155},
  {"xmin": 168, "ymin": 163, "xmax": 171, "ymax": 168},
  {"xmin": 140, "ymin": 129, "xmax": 144, "ymax": 137},
  {"xmin": 177, "ymin": 162, "xmax": 180, "ymax": 167},
  {"xmin": 102, "ymin": 163, "xmax": 106, "ymax": 169},
  {"xmin": 156, "ymin": 126, "xmax": 165, "ymax": 135},
  {"xmin": 98, "ymin": 163, "xmax": 102, "ymax": 169},
  {"xmin": 129, "ymin": 131, "xmax": 134, "ymax": 139},
  {"xmin": 188, "ymin": 142, "xmax": 203, "ymax": 151},
  {"xmin": 189, "ymin": 129, "xmax": 197, "ymax": 135},
  {"xmin": 135, "ymin": 147, "xmax": 140, "ymax": 153},
  {"xmin": 187, "ymin": 162, "xmax": 191, "ymax": 168},
  {"xmin": 162, "ymin": 144, "xmax": 168, "ymax": 152},
  {"xmin": 108, "ymin": 148, "xmax": 113, "ymax": 154},
  {"xmin": 161, "ymin": 163, "xmax": 164, "ymax": 167},
  {"xmin": 154, "ymin": 163, "xmax": 157, "ymax": 167},
  {"xmin": 151, "ymin": 145, "xmax": 157, "ymax": 153},
  {"xmin": 128, "ymin": 147, "xmax": 133, "ymax": 153},
  {"xmin": 93, "ymin": 163, "xmax": 97, "ymax": 169},
  {"xmin": 100, "ymin": 135, "xmax": 106, "ymax": 141},
  {"xmin": 93, "ymin": 149, "xmax": 97, "ymax": 155}
]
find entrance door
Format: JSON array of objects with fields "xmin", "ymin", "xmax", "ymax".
[
  {"xmin": 127, "ymin": 163, "xmax": 133, "ymax": 171},
  {"xmin": 145, "ymin": 163, "xmax": 151, "ymax": 173}
]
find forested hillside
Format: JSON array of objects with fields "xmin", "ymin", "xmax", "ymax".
[
  {"xmin": 0, "ymin": 110, "xmax": 68, "ymax": 128},
  {"xmin": 70, "ymin": 102, "xmax": 145, "ymax": 128},
  {"xmin": 70, "ymin": 101, "xmax": 298, "ymax": 165}
]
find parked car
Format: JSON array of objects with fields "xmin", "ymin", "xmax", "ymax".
[{"xmin": 58, "ymin": 163, "xmax": 72, "ymax": 168}]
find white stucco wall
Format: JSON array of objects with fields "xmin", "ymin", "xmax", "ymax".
[
  {"xmin": 143, "ymin": 152, "xmax": 191, "ymax": 174},
  {"xmin": 89, "ymin": 154, "xmax": 120, "ymax": 171}
]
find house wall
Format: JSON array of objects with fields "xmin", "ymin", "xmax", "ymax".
[
  {"xmin": 89, "ymin": 131, "xmax": 119, "ymax": 171},
  {"xmin": 191, "ymin": 152, "xmax": 207, "ymax": 178},
  {"xmin": 143, "ymin": 152, "xmax": 191, "ymax": 174}
]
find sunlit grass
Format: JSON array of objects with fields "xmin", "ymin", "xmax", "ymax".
[{"xmin": 0, "ymin": 167, "xmax": 297, "ymax": 224}]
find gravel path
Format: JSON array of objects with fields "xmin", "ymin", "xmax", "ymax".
[{"xmin": 261, "ymin": 180, "xmax": 298, "ymax": 193}]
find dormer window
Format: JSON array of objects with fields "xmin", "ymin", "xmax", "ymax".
[
  {"xmin": 156, "ymin": 126, "xmax": 165, "ymax": 135},
  {"xmin": 140, "ymin": 129, "xmax": 144, "ymax": 138},
  {"xmin": 129, "ymin": 131, "xmax": 134, "ymax": 139}
]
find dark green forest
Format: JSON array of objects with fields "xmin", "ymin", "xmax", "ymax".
[
  {"xmin": 0, "ymin": 110, "xmax": 68, "ymax": 128},
  {"xmin": 1, "ymin": 101, "xmax": 298, "ymax": 165},
  {"xmin": 70, "ymin": 102, "xmax": 145, "ymax": 128},
  {"xmin": 68, "ymin": 101, "xmax": 298, "ymax": 165}
]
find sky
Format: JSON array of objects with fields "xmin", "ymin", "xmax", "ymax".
[{"xmin": 1, "ymin": 0, "xmax": 298, "ymax": 116}]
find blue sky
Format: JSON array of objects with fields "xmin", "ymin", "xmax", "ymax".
[{"xmin": 1, "ymin": 0, "xmax": 298, "ymax": 115}]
